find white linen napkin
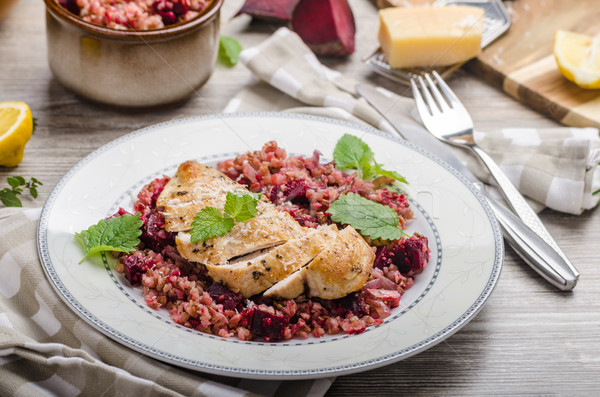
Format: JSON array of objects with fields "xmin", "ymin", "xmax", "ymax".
[
  {"xmin": 225, "ymin": 27, "xmax": 600, "ymax": 215},
  {"xmin": 0, "ymin": 207, "xmax": 333, "ymax": 396}
]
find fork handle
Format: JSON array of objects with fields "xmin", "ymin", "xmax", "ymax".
[{"xmin": 470, "ymin": 144, "xmax": 580, "ymax": 279}]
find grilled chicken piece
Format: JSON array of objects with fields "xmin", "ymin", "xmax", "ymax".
[
  {"xmin": 158, "ymin": 160, "xmax": 306, "ymax": 265},
  {"xmin": 157, "ymin": 161, "xmax": 247, "ymax": 232},
  {"xmin": 262, "ymin": 270, "xmax": 305, "ymax": 300},
  {"xmin": 303, "ymin": 226, "xmax": 375, "ymax": 299},
  {"xmin": 264, "ymin": 226, "xmax": 375, "ymax": 300},
  {"xmin": 205, "ymin": 225, "xmax": 338, "ymax": 297},
  {"xmin": 159, "ymin": 160, "xmax": 375, "ymax": 301},
  {"xmin": 176, "ymin": 204, "xmax": 306, "ymax": 266}
]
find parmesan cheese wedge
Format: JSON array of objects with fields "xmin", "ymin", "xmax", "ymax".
[{"xmin": 378, "ymin": 5, "xmax": 485, "ymax": 68}]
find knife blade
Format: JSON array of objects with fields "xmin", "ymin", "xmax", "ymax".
[{"xmin": 357, "ymin": 83, "xmax": 579, "ymax": 291}]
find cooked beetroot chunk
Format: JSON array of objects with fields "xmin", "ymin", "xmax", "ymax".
[
  {"xmin": 208, "ymin": 282, "xmax": 243, "ymax": 311},
  {"xmin": 374, "ymin": 234, "xmax": 430, "ymax": 274},
  {"xmin": 122, "ymin": 253, "xmax": 156, "ymax": 286},
  {"xmin": 248, "ymin": 307, "xmax": 289, "ymax": 340},
  {"xmin": 394, "ymin": 234, "xmax": 430, "ymax": 274},
  {"xmin": 270, "ymin": 179, "xmax": 309, "ymax": 205},
  {"xmin": 332, "ymin": 293, "xmax": 368, "ymax": 317},
  {"xmin": 373, "ymin": 246, "xmax": 393, "ymax": 270},
  {"xmin": 140, "ymin": 212, "xmax": 175, "ymax": 252}
]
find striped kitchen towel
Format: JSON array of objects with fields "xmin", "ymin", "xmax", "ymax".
[
  {"xmin": 0, "ymin": 208, "xmax": 333, "ymax": 397},
  {"xmin": 226, "ymin": 27, "xmax": 600, "ymax": 215}
]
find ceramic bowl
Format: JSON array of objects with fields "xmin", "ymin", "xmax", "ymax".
[{"xmin": 43, "ymin": 0, "xmax": 223, "ymax": 109}]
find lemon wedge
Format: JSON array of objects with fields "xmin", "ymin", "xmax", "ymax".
[
  {"xmin": 554, "ymin": 30, "xmax": 600, "ymax": 89},
  {"xmin": 0, "ymin": 102, "xmax": 34, "ymax": 167}
]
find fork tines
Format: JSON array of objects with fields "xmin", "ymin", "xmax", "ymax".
[{"xmin": 410, "ymin": 71, "xmax": 461, "ymax": 116}]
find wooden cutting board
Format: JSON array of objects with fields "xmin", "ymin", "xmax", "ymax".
[{"xmin": 466, "ymin": 0, "xmax": 600, "ymax": 128}]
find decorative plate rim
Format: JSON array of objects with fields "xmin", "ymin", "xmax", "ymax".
[{"xmin": 37, "ymin": 112, "xmax": 503, "ymax": 379}]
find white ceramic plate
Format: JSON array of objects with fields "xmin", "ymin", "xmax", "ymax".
[{"xmin": 38, "ymin": 113, "xmax": 503, "ymax": 379}]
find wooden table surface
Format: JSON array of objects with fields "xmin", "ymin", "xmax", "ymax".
[{"xmin": 2, "ymin": 0, "xmax": 599, "ymax": 395}]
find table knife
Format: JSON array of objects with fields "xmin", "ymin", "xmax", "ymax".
[{"xmin": 357, "ymin": 83, "xmax": 579, "ymax": 291}]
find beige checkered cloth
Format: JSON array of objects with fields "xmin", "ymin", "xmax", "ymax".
[
  {"xmin": 226, "ymin": 28, "xmax": 600, "ymax": 215},
  {"xmin": 0, "ymin": 208, "xmax": 333, "ymax": 396}
]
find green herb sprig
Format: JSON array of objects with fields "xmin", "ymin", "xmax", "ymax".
[
  {"xmin": 218, "ymin": 35, "xmax": 243, "ymax": 67},
  {"xmin": 333, "ymin": 134, "xmax": 407, "ymax": 184},
  {"xmin": 75, "ymin": 213, "xmax": 143, "ymax": 264},
  {"xmin": 190, "ymin": 192, "xmax": 262, "ymax": 243},
  {"xmin": 326, "ymin": 193, "xmax": 407, "ymax": 241},
  {"xmin": 0, "ymin": 176, "xmax": 43, "ymax": 207}
]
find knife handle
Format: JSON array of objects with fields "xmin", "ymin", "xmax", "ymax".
[
  {"xmin": 472, "ymin": 146, "xmax": 580, "ymax": 276},
  {"xmin": 484, "ymin": 192, "xmax": 578, "ymax": 291}
]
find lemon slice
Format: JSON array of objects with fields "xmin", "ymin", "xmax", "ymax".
[
  {"xmin": 0, "ymin": 101, "xmax": 33, "ymax": 167},
  {"xmin": 554, "ymin": 30, "xmax": 600, "ymax": 89}
]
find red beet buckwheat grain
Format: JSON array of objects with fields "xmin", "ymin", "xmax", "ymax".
[
  {"xmin": 115, "ymin": 142, "xmax": 430, "ymax": 341},
  {"xmin": 57, "ymin": 0, "xmax": 211, "ymax": 30},
  {"xmin": 217, "ymin": 141, "xmax": 413, "ymax": 229}
]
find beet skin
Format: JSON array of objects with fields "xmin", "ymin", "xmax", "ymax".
[
  {"xmin": 236, "ymin": 0, "xmax": 300, "ymax": 22},
  {"xmin": 291, "ymin": 0, "xmax": 356, "ymax": 56}
]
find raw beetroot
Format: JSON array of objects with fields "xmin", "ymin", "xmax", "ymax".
[
  {"xmin": 236, "ymin": 0, "xmax": 300, "ymax": 22},
  {"xmin": 236, "ymin": 0, "xmax": 356, "ymax": 57},
  {"xmin": 291, "ymin": 0, "xmax": 356, "ymax": 56}
]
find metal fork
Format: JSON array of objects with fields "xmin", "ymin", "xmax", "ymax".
[{"xmin": 411, "ymin": 71, "xmax": 579, "ymax": 278}]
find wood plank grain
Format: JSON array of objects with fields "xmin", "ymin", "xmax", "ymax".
[
  {"xmin": 468, "ymin": 0, "xmax": 600, "ymax": 128},
  {"xmin": 373, "ymin": 0, "xmax": 600, "ymax": 127},
  {"xmin": 478, "ymin": 0, "xmax": 598, "ymax": 75}
]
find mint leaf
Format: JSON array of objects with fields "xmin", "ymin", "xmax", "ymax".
[
  {"xmin": 326, "ymin": 193, "xmax": 406, "ymax": 241},
  {"xmin": 7, "ymin": 176, "xmax": 25, "ymax": 188},
  {"xmin": 374, "ymin": 163, "xmax": 408, "ymax": 184},
  {"xmin": 333, "ymin": 134, "xmax": 407, "ymax": 184},
  {"xmin": 190, "ymin": 207, "xmax": 235, "ymax": 243},
  {"xmin": 190, "ymin": 192, "xmax": 261, "ymax": 242},
  {"xmin": 333, "ymin": 134, "xmax": 374, "ymax": 174},
  {"xmin": 1, "ymin": 176, "xmax": 43, "ymax": 208},
  {"xmin": 75, "ymin": 213, "xmax": 143, "ymax": 264},
  {"xmin": 224, "ymin": 192, "xmax": 262, "ymax": 222},
  {"xmin": 218, "ymin": 35, "xmax": 243, "ymax": 67},
  {"xmin": 0, "ymin": 190, "xmax": 22, "ymax": 207},
  {"xmin": 359, "ymin": 156, "xmax": 377, "ymax": 180}
]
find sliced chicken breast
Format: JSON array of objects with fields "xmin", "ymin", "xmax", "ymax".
[
  {"xmin": 159, "ymin": 160, "xmax": 375, "ymax": 301},
  {"xmin": 263, "ymin": 269, "xmax": 306, "ymax": 300},
  {"xmin": 158, "ymin": 160, "xmax": 248, "ymax": 232},
  {"xmin": 264, "ymin": 226, "xmax": 375, "ymax": 300},
  {"xmin": 158, "ymin": 160, "xmax": 307, "ymax": 264},
  {"xmin": 205, "ymin": 225, "xmax": 338, "ymax": 297},
  {"xmin": 303, "ymin": 226, "xmax": 375, "ymax": 299},
  {"xmin": 175, "ymin": 204, "xmax": 306, "ymax": 266}
]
